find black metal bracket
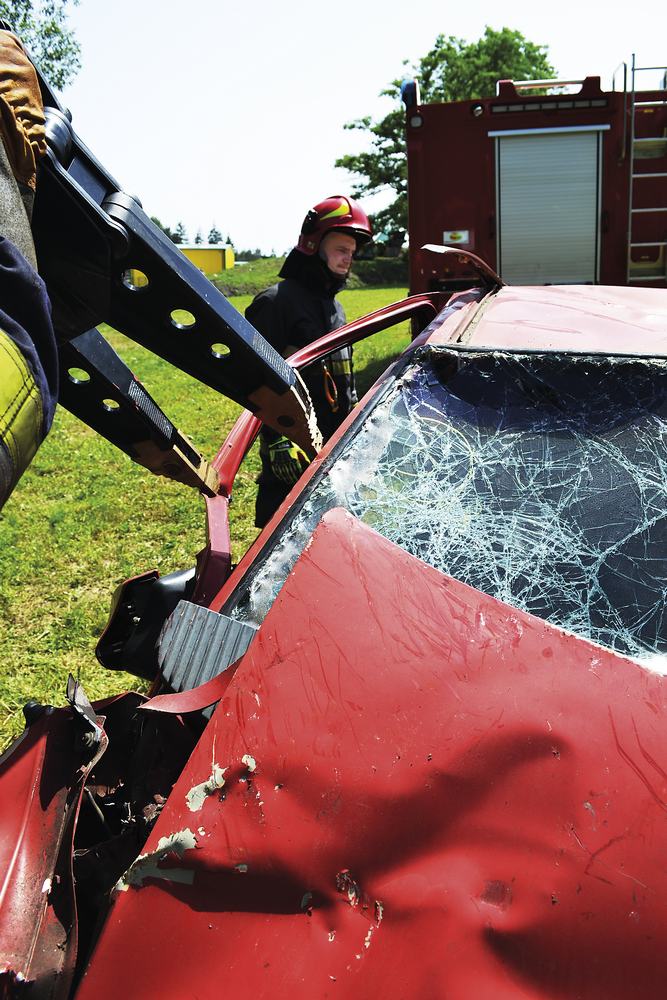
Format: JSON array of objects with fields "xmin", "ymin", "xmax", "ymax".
[
  {"xmin": 60, "ymin": 328, "xmax": 219, "ymax": 494},
  {"xmin": 30, "ymin": 70, "xmax": 319, "ymax": 465}
]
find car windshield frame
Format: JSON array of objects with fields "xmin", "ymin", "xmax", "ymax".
[{"xmin": 220, "ymin": 334, "xmax": 667, "ymax": 669}]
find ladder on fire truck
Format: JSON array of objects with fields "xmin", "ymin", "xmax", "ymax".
[{"xmin": 624, "ymin": 55, "xmax": 667, "ymax": 284}]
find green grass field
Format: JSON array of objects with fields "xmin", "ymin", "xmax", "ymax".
[{"xmin": 0, "ymin": 287, "xmax": 408, "ymax": 748}]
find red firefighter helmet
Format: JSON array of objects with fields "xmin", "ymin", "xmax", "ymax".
[{"xmin": 297, "ymin": 195, "xmax": 372, "ymax": 255}]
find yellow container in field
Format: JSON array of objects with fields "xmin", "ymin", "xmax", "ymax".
[{"xmin": 179, "ymin": 244, "xmax": 235, "ymax": 275}]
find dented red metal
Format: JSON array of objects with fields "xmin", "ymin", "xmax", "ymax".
[
  {"xmin": 0, "ymin": 708, "xmax": 106, "ymax": 997},
  {"xmin": 3, "ymin": 279, "xmax": 667, "ymax": 997},
  {"xmin": 77, "ymin": 510, "xmax": 667, "ymax": 999}
]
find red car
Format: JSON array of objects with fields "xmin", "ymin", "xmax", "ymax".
[{"xmin": 3, "ymin": 245, "xmax": 667, "ymax": 998}]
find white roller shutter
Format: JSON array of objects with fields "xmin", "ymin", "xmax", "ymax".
[{"xmin": 495, "ymin": 129, "xmax": 602, "ymax": 284}]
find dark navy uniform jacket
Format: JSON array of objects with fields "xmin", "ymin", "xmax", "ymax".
[{"xmin": 246, "ymin": 249, "xmax": 356, "ymax": 527}]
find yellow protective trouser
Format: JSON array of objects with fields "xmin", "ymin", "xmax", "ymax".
[
  {"xmin": 0, "ymin": 27, "xmax": 49, "ymax": 506},
  {"xmin": 0, "ymin": 326, "xmax": 43, "ymax": 506}
]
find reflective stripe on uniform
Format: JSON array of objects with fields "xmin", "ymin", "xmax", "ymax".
[{"xmin": 0, "ymin": 325, "xmax": 43, "ymax": 489}]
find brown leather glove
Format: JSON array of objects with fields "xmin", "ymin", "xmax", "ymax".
[{"xmin": 0, "ymin": 29, "xmax": 46, "ymax": 192}]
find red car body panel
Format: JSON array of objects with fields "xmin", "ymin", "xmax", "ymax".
[
  {"xmin": 0, "ymin": 710, "xmax": 107, "ymax": 995},
  {"xmin": 77, "ymin": 509, "xmax": 667, "ymax": 999},
  {"xmin": 426, "ymin": 284, "xmax": 667, "ymax": 354},
  {"xmin": 190, "ymin": 493, "xmax": 232, "ymax": 607}
]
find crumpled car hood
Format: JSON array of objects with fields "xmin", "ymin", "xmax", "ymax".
[{"xmin": 79, "ymin": 508, "xmax": 667, "ymax": 999}]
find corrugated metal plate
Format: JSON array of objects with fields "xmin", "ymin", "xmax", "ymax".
[{"xmin": 158, "ymin": 600, "xmax": 257, "ymax": 692}]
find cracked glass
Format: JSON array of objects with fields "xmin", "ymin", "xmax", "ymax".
[{"xmin": 228, "ymin": 347, "xmax": 667, "ymax": 668}]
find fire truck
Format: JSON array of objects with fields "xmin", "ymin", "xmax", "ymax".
[{"xmin": 403, "ymin": 57, "xmax": 667, "ymax": 293}]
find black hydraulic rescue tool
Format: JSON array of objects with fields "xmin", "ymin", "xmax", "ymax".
[{"xmin": 30, "ymin": 67, "xmax": 319, "ymax": 494}]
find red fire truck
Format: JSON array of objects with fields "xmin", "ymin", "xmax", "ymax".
[{"xmin": 403, "ymin": 58, "xmax": 667, "ymax": 293}]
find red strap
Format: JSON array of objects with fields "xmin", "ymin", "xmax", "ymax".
[{"xmin": 139, "ymin": 658, "xmax": 242, "ymax": 714}]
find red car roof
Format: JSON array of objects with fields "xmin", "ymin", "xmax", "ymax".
[{"xmin": 432, "ymin": 284, "xmax": 667, "ymax": 355}]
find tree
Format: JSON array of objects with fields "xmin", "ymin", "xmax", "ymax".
[
  {"xmin": 150, "ymin": 216, "xmax": 175, "ymax": 241},
  {"xmin": 0, "ymin": 0, "xmax": 81, "ymax": 89},
  {"xmin": 194, "ymin": 228, "xmax": 203, "ymax": 245},
  {"xmin": 336, "ymin": 27, "xmax": 555, "ymax": 239},
  {"xmin": 208, "ymin": 225, "xmax": 223, "ymax": 244},
  {"xmin": 172, "ymin": 221, "xmax": 187, "ymax": 245},
  {"xmin": 234, "ymin": 247, "xmax": 264, "ymax": 261}
]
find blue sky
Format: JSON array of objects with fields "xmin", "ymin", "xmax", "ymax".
[{"xmin": 61, "ymin": 0, "xmax": 666, "ymax": 253}]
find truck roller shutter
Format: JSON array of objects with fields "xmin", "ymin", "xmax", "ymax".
[{"xmin": 495, "ymin": 128, "xmax": 604, "ymax": 285}]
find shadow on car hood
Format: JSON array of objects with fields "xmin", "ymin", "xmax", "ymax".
[{"xmin": 79, "ymin": 508, "xmax": 667, "ymax": 998}]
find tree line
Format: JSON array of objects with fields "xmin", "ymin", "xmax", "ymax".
[
  {"xmin": 148, "ymin": 220, "xmax": 266, "ymax": 260},
  {"xmin": 149, "ymin": 220, "xmax": 232, "ymax": 247},
  {"xmin": 3, "ymin": 5, "xmax": 555, "ymax": 252}
]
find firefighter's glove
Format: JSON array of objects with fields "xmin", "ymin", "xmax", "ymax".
[{"xmin": 268, "ymin": 436, "xmax": 311, "ymax": 486}]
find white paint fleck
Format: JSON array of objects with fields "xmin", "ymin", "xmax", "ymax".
[
  {"xmin": 198, "ymin": 827, "xmax": 206, "ymax": 837},
  {"xmin": 115, "ymin": 829, "xmax": 197, "ymax": 892},
  {"xmin": 252, "ymin": 691, "xmax": 261, "ymax": 706},
  {"xmin": 583, "ymin": 800, "xmax": 597, "ymax": 828},
  {"xmin": 242, "ymin": 754, "xmax": 257, "ymax": 772},
  {"xmin": 41, "ymin": 878, "xmax": 52, "ymax": 894},
  {"xmin": 186, "ymin": 764, "xmax": 227, "ymax": 812},
  {"xmin": 328, "ymin": 931, "xmax": 336, "ymax": 942}
]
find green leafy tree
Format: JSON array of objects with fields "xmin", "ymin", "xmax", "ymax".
[
  {"xmin": 0, "ymin": 0, "xmax": 81, "ymax": 89},
  {"xmin": 336, "ymin": 27, "xmax": 555, "ymax": 238},
  {"xmin": 172, "ymin": 221, "xmax": 187, "ymax": 245},
  {"xmin": 208, "ymin": 224, "xmax": 223, "ymax": 244},
  {"xmin": 150, "ymin": 215, "xmax": 175, "ymax": 241},
  {"xmin": 235, "ymin": 247, "xmax": 263, "ymax": 261}
]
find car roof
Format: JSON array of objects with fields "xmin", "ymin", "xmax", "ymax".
[{"xmin": 431, "ymin": 284, "xmax": 667, "ymax": 356}]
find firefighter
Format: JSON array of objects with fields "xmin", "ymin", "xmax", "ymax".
[
  {"xmin": 0, "ymin": 24, "xmax": 58, "ymax": 509},
  {"xmin": 246, "ymin": 195, "xmax": 372, "ymax": 528}
]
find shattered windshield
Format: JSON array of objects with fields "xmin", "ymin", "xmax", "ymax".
[{"xmin": 227, "ymin": 347, "xmax": 667, "ymax": 667}]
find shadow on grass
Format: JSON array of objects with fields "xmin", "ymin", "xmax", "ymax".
[{"xmin": 356, "ymin": 354, "xmax": 400, "ymax": 397}]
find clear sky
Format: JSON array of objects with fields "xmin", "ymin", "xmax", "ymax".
[{"xmin": 60, "ymin": 0, "xmax": 666, "ymax": 254}]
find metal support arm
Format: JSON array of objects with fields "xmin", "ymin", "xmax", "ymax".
[{"xmin": 30, "ymin": 72, "xmax": 319, "ymax": 486}]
